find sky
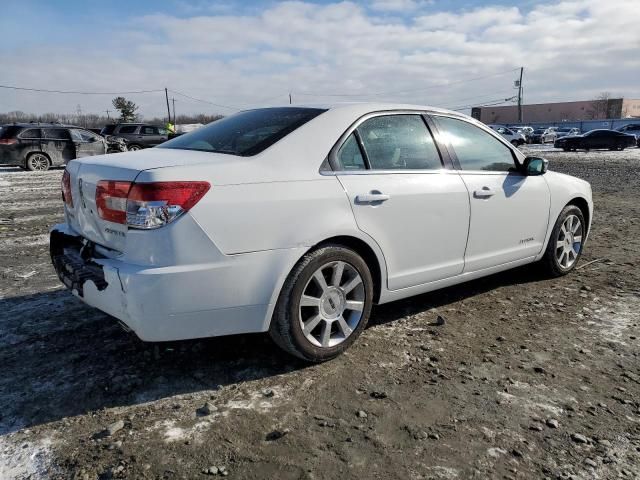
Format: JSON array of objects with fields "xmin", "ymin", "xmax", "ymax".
[{"xmin": 1, "ymin": 0, "xmax": 638, "ymax": 119}]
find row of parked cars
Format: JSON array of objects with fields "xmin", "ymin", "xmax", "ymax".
[
  {"xmin": 489, "ymin": 123, "xmax": 640, "ymax": 151},
  {"xmin": 0, "ymin": 122, "xmax": 168, "ymax": 171}
]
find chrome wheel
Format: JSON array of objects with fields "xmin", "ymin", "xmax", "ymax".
[
  {"xmin": 555, "ymin": 214, "xmax": 583, "ymax": 269},
  {"xmin": 28, "ymin": 154, "xmax": 49, "ymax": 171},
  {"xmin": 299, "ymin": 261, "xmax": 365, "ymax": 348}
]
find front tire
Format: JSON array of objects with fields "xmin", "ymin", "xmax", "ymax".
[
  {"xmin": 541, "ymin": 205, "xmax": 586, "ymax": 277},
  {"xmin": 127, "ymin": 144, "xmax": 142, "ymax": 151},
  {"xmin": 269, "ymin": 245, "xmax": 374, "ymax": 362}
]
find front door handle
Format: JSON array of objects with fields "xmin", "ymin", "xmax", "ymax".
[
  {"xmin": 355, "ymin": 193, "xmax": 390, "ymax": 204},
  {"xmin": 473, "ymin": 186, "xmax": 495, "ymax": 198}
]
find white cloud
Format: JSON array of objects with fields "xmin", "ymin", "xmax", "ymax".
[
  {"xmin": 1, "ymin": 0, "xmax": 639, "ymax": 117},
  {"xmin": 370, "ymin": 0, "xmax": 432, "ymax": 12}
]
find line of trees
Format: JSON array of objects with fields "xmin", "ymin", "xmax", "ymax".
[{"xmin": 0, "ymin": 110, "xmax": 223, "ymax": 129}]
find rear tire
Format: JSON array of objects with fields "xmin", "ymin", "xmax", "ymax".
[
  {"xmin": 26, "ymin": 152, "xmax": 50, "ymax": 171},
  {"xmin": 540, "ymin": 205, "xmax": 586, "ymax": 277},
  {"xmin": 269, "ymin": 245, "xmax": 374, "ymax": 362}
]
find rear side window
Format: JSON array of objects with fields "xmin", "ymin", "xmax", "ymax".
[
  {"xmin": 19, "ymin": 128, "xmax": 41, "ymax": 139},
  {"xmin": 117, "ymin": 125, "xmax": 138, "ymax": 134},
  {"xmin": 432, "ymin": 116, "xmax": 515, "ymax": 172},
  {"xmin": 159, "ymin": 107, "xmax": 327, "ymax": 156},
  {"xmin": 357, "ymin": 115, "xmax": 442, "ymax": 170},
  {"xmin": 43, "ymin": 128, "xmax": 71, "ymax": 140},
  {"xmin": 336, "ymin": 134, "xmax": 366, "ymax": 170}
]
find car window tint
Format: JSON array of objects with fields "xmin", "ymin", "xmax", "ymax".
[
  {"xmin": 140, "ymin": 126, "xmax": 158, "ymax": 135},
  {"xmin": 43, "ymin": 128, "xmax": 71, "ymax": 140},
  {"xmin": 19, "ymin": 128, "xmax": 41, "ymax": 139},
  {"xmin": 357, "ymin": 115, "xmax": 441, "ymax": 170},
  {"xmin": 433, "ymin": 116, "xmax": 515, "ymax": 172},
  {"xmin": 160, "ymin": 107, "xmax": 326, "ymax": 156},
  {"xmin": 118, "ymin": 125, "xmax": 138, "ymax": 134},
  {"xmin": 336, "ymin": 133, "xmax": 365, "ymax": 170}
]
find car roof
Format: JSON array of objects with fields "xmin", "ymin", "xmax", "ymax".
[{"xmin": 4, "ymin": 122, "xmax": 80, "ymax": 128}]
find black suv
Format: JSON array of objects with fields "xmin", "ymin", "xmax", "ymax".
[
  {"xmin": 100, "ymin": 123, "xmax": 168, "ymax": 151},
  {"xmin": 0, "ymin": 123, "xmax": 107, "ymax": 171}
]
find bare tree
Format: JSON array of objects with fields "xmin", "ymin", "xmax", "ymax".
[{"xmin": 586, "ymin": 92, "xmax": 612, "ymax": 120}]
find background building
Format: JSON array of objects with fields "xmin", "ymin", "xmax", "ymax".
[{"xmin": 472, "ymin": 98, "xmax": 640, "ymax": 124}]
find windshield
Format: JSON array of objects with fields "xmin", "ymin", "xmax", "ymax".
[
  {"xmin": 100, "ymin": 125, "xmax": 116, "ymax": 135},
  {"xmin": 533, "ymin": 129, "xmax": 546, "ymax": 134},
  {"xmin": 159, "ymin": 107, "xmax": 327, "ymax": 156}
]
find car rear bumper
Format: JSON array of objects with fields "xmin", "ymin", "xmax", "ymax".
[{"xmin": 50, "ymin": 223, "xmax": 303, "ymax": 342}]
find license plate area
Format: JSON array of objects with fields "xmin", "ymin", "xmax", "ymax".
[{"xmin": 50, "ymin": 230, "xmax": 108, "ymax": 297}]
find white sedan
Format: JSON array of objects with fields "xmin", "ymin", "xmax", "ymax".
[{"xmin": 51, "ymin": 104, "xmax": 593, "ymax": 362}]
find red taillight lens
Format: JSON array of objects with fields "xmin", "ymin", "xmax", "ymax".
[
  {"xmin": 96, "ymin": 180, "xmax": 132, "ymax": 224},
  {"xmin": 62, "ymin": 170, "xmax": 73, "ymax": 208},
  {"xmin": 95, "ymin": 180, "xmax": 210, "ymax": 228},
  {"xmin": 0, "ymin": 138, "xmax": 17, "ymax": 145}
]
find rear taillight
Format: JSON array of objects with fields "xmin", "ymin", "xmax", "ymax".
[
  {"xmin": 62, "ymin": 170, "xmax": 73, "ymax": 208},
  {"xmin": 0, "ymin": 138, "xmax": 17, "ymax": 145},
  {"xmin": 95, "ymin": 180, "xmax": 210, "ymax": 229}
]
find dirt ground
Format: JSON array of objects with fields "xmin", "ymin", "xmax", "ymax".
[{"xmin": 1, "ymin": 146, "xmax": 639, "ymax": 480}]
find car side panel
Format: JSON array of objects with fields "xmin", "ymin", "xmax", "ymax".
[{"xmin": 176, "ymin": 176, "xmax": 362, "ymax": 255}]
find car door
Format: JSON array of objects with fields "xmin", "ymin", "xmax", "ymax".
[
  {"xmin": 333, "ymin": 113, "xmax": 470, "ymax": 290},
  {"xmin": 42, "ymin": 128, "xmax": 75, "ymax": 165},
  {"xmin": 71, "ymin": 129, "xmax": 107, "ymax": 158},
  {"xmin": 430, "ymin": 115, "xmax": 550, "ymax": 272}
]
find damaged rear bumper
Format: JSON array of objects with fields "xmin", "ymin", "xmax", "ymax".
[{"xmin": 49, "ymin": 223, "xmax": 304, "ymax": 342}]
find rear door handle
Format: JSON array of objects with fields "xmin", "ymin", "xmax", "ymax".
[
  {"xmin": 473, "ymin": 186, "xmax": 495, "ymax": 198},
  {"xmin": 355, "ymin": 193, "xmax": 390, "ymax": 204}
]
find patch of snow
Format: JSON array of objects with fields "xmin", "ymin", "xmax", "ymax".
[{"xmin": 0, "ymin": 436, "xmax": 54, "ymax": 479}]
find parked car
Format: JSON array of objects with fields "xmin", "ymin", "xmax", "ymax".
[
  {"xmin": 554, "ymin": 129, "xmax": 636, "ymax": 151},
  {"xmin": 0, "ymin": 123, "xmax": 107, "ymax": 171},
  {"xmin": 554, "ymin": 127, "xmax": 581, "ymax": 139},
  {"xmin": 530, "ymin": 128, "xmax": 557, "ymax": 144},
  {"xmin": 488, "ymin": 124, "xmax": 526, "ymax": 146},
  {"xmin": 616, "ymin": 124, "xmax": 640, "ymax": 147},
  {"xmin": 100, "ymin": 123, "xmax": 169, "ymax": 151},
  {"xmin": 51, "ymin": 104, "xmax": 592, "ymax": 362}
]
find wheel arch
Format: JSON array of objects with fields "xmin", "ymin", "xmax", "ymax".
[
  {"xmin": 314, "ymin": 235, "xmax": 384, "ymax": 304},
  {"xmin": 566, "ymin": 196, "xmax": 590, "ymax": 236}
]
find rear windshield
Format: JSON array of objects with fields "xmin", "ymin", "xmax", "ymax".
[
  {"xmin": 159, "ymin": 107, "xmax": 327, "ymax": 156},
  {"xmin": 101, "ymin": 125, "xmax": 116, "ymax": 135}
]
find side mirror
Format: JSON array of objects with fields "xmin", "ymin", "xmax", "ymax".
[{"xmin": 522, "ymin": 156, "xmax": 548, "ymax": 176}]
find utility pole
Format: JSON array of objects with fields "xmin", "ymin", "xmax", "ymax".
[
  {"xmin": 165, "ymin": 88, "xmax": 171, "ymax": 124},
  {"xmin": 104, "ymin": 110, "xmax": 111, "ymax": 120},
  {"xmin": 516, "ymin": 67, "xmax": 524, "ymax": 123},
  {"xmin": 172, "ymin": 98, "xmax": 176, "ymax": 125},
  {"xmin": 289, "ymin": 92, "xmax": 292, "ymax": 105}
]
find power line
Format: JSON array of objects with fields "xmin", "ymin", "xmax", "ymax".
[
  {"xmin": 0, "ymin": 84, "xmax": 164, "ymax": 95},
  {"xmin": 168, "ymin": 89, "xmax": 236, "ymax": 110},
  {"xmin": 447, "ymin": 96, "xmax": 517, "ymax": 112},
  {"xmin": 293, "ymin": 68, "xmax": 521, "ymax": 98}
]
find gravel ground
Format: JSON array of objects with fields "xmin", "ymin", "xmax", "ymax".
[{"xmin": 0, "ymin": 146, "xmax": 639, "ymax": 480}]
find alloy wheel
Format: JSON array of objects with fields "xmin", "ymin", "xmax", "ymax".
[
  {"xmin": 555, "ymin": 214, "xmax": 583, "ymax": 269},
  {"xmin": 29, "ymin": 154, "xmax": 49, "ymax": 171},
  {"xmin": 298, "ymin": 261, "xmax": 365, "ymax": 348}
]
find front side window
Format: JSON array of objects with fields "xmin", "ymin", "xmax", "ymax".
[
  {"xmin": 43, "ymin": 128, "xmax": 71, "ymax": 140},
  {"xmin": 160, "ymin": 107, "xmax": 326, "ymax": 156},
  {"xmin": 141, "ymin": 126, "xmax": 158, "ymax": 135},
  {"xmin": 433, "ymin": 116, "xmax": 515, "ymax": 172},
  {"xmin": 71, "ymin": 129, "xmax": 100, "ymax": 142},
  {"xmin": 356, "ymin": 115, "xmax": 442, "ymax": 170},
  {"xmin": 336, "ymin": 133, "xmax": 366, "ymax": 170}
]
